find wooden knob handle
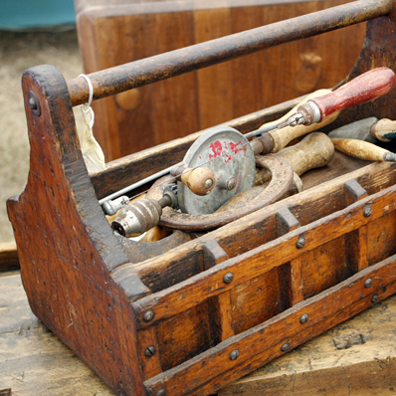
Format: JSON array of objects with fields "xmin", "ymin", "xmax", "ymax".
[
  {"xmin": 261, "ymin": 89, "xmax": 338, "ymax": 153},
  {"xmin": 331, "ymin": 138, "xmax": 396, "ymax": 161},
  {"xmin": 255, "ymin": 132, "xmax": 334, "ymax": 185},
  {"xmin": 179, "ymin": 167, "xmax": 215, "ymax": 196},
  {"xmin": 328, "ymin": 117, "xmax": 378, "ymax": 143},
  {"xmin": 371, "ymin": 118, "xmax": 396, "ymax": 142},
  {"xmin": 312, "ymin": 67, "xmax": 396, "ymax": 121}
]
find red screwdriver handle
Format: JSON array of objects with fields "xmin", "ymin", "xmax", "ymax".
[{"xmin": 311, "ymin": 67, "xmax": 396, "ymax": 121}]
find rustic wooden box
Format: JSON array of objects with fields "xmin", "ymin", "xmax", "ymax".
[{"xmin": 7, "ymin": 0, "xmax": 396, "ymax": 395}]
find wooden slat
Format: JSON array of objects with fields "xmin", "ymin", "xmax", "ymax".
[
  {"xmin": 132, "ymin": 182, "xmax": 396, "ymax": 328},
  {"xmin": 344, "ymin": 179, "xmax": 370, "ymax": 272},
  {"xmin": 120, "ymin": 161, "xmax": 396, "ymax": 296},
  {"xmin": 144, "ymin": 253, "xmax": 396, "ymax": 396}
]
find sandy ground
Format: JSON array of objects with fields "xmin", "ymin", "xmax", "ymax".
[{"xmin": 0, "ymin": 28, "xmax": 83, "ymax": 243}]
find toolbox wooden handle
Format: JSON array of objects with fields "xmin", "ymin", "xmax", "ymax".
[{"xmin": 66, "ymin": 0, "xmax": 392, "ymax": 106}]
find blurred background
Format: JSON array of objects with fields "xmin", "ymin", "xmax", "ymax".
[{"xmin": 0, "ymin": 0, "xmax": 82, "ymax": 243}]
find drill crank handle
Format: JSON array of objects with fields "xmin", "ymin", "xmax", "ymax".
[{"xmin": 284, "ymin": 67, "xmax": 396, "ymax": 127}]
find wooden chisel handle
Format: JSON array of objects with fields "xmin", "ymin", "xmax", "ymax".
[
  {"xmin": 331, "ymin": 138, "xmax": 396, "ymax": 161},
  {"xmin": 312, "ymin": 67, "xmax": 396, "ymax": 121}
]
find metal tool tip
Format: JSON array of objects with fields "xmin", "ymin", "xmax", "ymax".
[{"xmin": 385, "ymin": 152, "xmax": 396, "ymax": 161}]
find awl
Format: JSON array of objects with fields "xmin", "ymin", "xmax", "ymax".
[
  {"xmin": 247, "ymin": 67, "xmax": 396, "ymax": 154},
  {"xmin": 279, "ymin": 67, "xmax": 396, "ymax": 128}
]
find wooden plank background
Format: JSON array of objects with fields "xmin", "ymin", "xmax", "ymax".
[{"xmin": 75, "ymin": 0, "xmax": 366, "ymax": 160}]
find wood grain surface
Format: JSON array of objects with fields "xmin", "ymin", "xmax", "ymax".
[
  {"xmin": 2, "ymin": 271, "xmax": 396, "ymax": 396},
  {"xmin": 75, "ymin": 0, "xmax": 366, "ymax": 160}
]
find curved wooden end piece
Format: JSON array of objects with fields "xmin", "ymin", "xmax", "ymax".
[
  {"xmin": 336, "ymin": 8, "xmax": 396, "ymax": 128},
  {"xmin": 6, "ymin": 65, "xmax": 148, "ymax": 396}
]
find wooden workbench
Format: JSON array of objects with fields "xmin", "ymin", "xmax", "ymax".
[{"xmin": 1, "ymin": 269, "xmax": 396, "ymax": 395}]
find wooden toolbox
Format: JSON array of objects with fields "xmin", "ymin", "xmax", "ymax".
[{"xmin": 7, "ymin": 0, "xmax": 396, "ymax": 395}]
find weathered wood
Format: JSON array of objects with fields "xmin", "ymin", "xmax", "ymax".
[
  {"xmin": 7, "ymin": 65, "xmax": 147, "ymax": 396},
  {"xmin": 144, "ymin": 254, "xmax": 396, "ymax": 395},
  {"xmin": 75, "ymin": 0, "xmax": 368, "ymax": 159},
  {"xmin": 70, "ymin": 0, "xmax": 388, "ymax": 106},
  {"xmin": 8, "ymin": 2, "xmax": 396, "ymax": 396}
]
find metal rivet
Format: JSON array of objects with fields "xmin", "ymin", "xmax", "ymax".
[
  {"xmin": 143, "ymin": 310, "xmax": 155, "ymax": 322},
  {"xmin": 223, "ymin": 272, "xmax": 234, "ymax": 284},
  {"xmin": 155, "ymin": 389, "xmax": 166, "ymax": 396},
  {"xmin": 227, "ymin": 177, "xmax": 237, "ymax": 190},
  {"xmin": 205, "ymin": 179, "xmax": 213, "ymax": 189},
  {"xmin": 229, "ymin": 349, "xmax": 239, "ymax": 361},
  {"xmin": 371, "ymin": 294, "xmax": 378, "ymax": 304},
  {"xmin": 281, "ymin": 342, "xmax": 290, "ymax": 352},
  {"xmin": 28, "ymin": 91, "xmax": 41, "ymax": 116},
  {"xmin": 144, "ymin": 345, "xmax": 156, "ymax": 358},
  {"xmin": 296, "ymin": 236, "xmax": 305, "ymax": 249},
  {"xmin": 364, "ymin": 278, "xmax": 373, "ymax": 288},
  {"xmin": 363, "ymin": 206, "xmax": 372, "ymax": 217},
  {"xmin": 299, "ymin": 314, "xmax": 309, "ymax": 324}
]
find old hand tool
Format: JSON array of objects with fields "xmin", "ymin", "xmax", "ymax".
[
  {"xmin": 329, "ymin": 117, "xmax": 396, "ymax": 143},
  {"xmin": 331, "ymin": 138, "xmax": 396, "ymax": 161},
  {"xmin": 112, "ymin": 127, "xmax": 257, "ymax": 235},
  {"xmin": 279, "ymin": 67, "xmax": 396, "ymax": 129},
  {"xmin": 254, "ymin": 132, "xmax": 334, "ymax": 185},
  {"xmin": 246, "ymin": 89, "xmax": 339, "ymax": 152},
  {"xmin": 102, "ymin": 164, "xmax": 215, "ymax": 215}
]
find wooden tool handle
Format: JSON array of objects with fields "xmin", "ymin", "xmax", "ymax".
[
  {"xmin": 312, "ymin": 67, "xmax": 396, "ymax": 121},
  {"xmin": 328, "ymin": 117, "xmax": 378, "ymax": 143},
  {"xmin": 255, "ymin": 132, "xmax": 334, "ymax": 185},
  {"xmin": 331, "ymin": 138, "xmax": 396, "ymax": 161},
  {"xmin": 371, "ymin": 118, "xmax": 396, "ymax": 142},
  {"xmin": 179, "ymin": 167, "xmax": 215, "ymax": 196},
  {"xmin": 261, "ymin": 89, "xmax": 339, "ymax": 153}
]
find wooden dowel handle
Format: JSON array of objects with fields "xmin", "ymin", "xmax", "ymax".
[
  {"xmin": 67, "ymin": 0, "xmax": 392, "ymax": 106},
  {"xmin": 312, "ymin": 67, "xmax": 396, "ymax": 121},
  {"xmin": 175, "ymin": 167, "xmax": 215, "ymax": 196},
  {"xmin": 371, "ymin": 118, "xmax": 396, "ymax": 142},
  {"xmin": 332, "ymin": 138, "xmax": 396, "ymax": 161}
]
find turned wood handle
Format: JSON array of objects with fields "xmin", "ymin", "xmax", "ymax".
[
  {"xmin": 312, "ymin": 67, "xmax": 396, "ymax": 121},
  {"xmin": 331, "ymin": 138, "xmax": 396, "ymax": 161},
  {"xmin": 371, "ymin": 118, "xmax": 396, "ymax": 142},
  {"xmin": 178, "ymin": 167, "xmax": 215, "ymax": 196},
  {"xmin": 255, "ymin": 132, "xmax": 334, "ymax": 185},
  {"xmin": 259, "ymin": 89, "xmax": 339, "ymax": 153}
]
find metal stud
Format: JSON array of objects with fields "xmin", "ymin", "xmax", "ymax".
[
  {"xmin": 229, "ymin": 349, "xmax": 240, "ymax": 361},
  {"xmin": 143, "ymin": 310, "xmax": 155, "ymax": 322},
  {"xmin": 299, "ymin": 314, "xmax": 309, "ymax": 324},
  {"xmin": 371, "ymin": 294, "xmax": 378, "ymax": 304},
  {"xmin": 296, "ymin": 236, "xmax": 305, "ymax": 249},
  {"xmin": 144, "ymin": 345, "xmax": 156, "ymax": 357},
  {"xmin": 223, "ymin": 272, "xmax": 234, "ymax": 284},
  {"xmin": 281, "ymin": 342, "xmax": 290, "ymax": 352},
  {"xmin": 364, "ymin": 278, "xmax": 373, "ymax": 288},
  {"xmin": 28, "ymin": 91, "xmax": 41, "ymax": 117},
  {"xmin": 155, "ymin": 389, "xmax": 166, "ymax": 396},
  {"xmin": 363, "ymin": 205, "xmax": 372, "ymax": 217}
]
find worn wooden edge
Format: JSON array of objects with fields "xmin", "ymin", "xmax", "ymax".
[
  {"xmin": 132, "ymin": 179, "xmax": 396, "ymax": 328},
  {"xmin": 112, "ymin": 161, "xmax": 396, "ymax": 296},
  {"xmin": 68, "ymin": 0, "xmax": 392, "ymax": 106},
  {"xmin": 143, "ymin": 254, "xmax": 396, "ymax": 395},
  {"xmin": 0, "ymin": 241, "xmax": 19, "ymax": 272}
]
